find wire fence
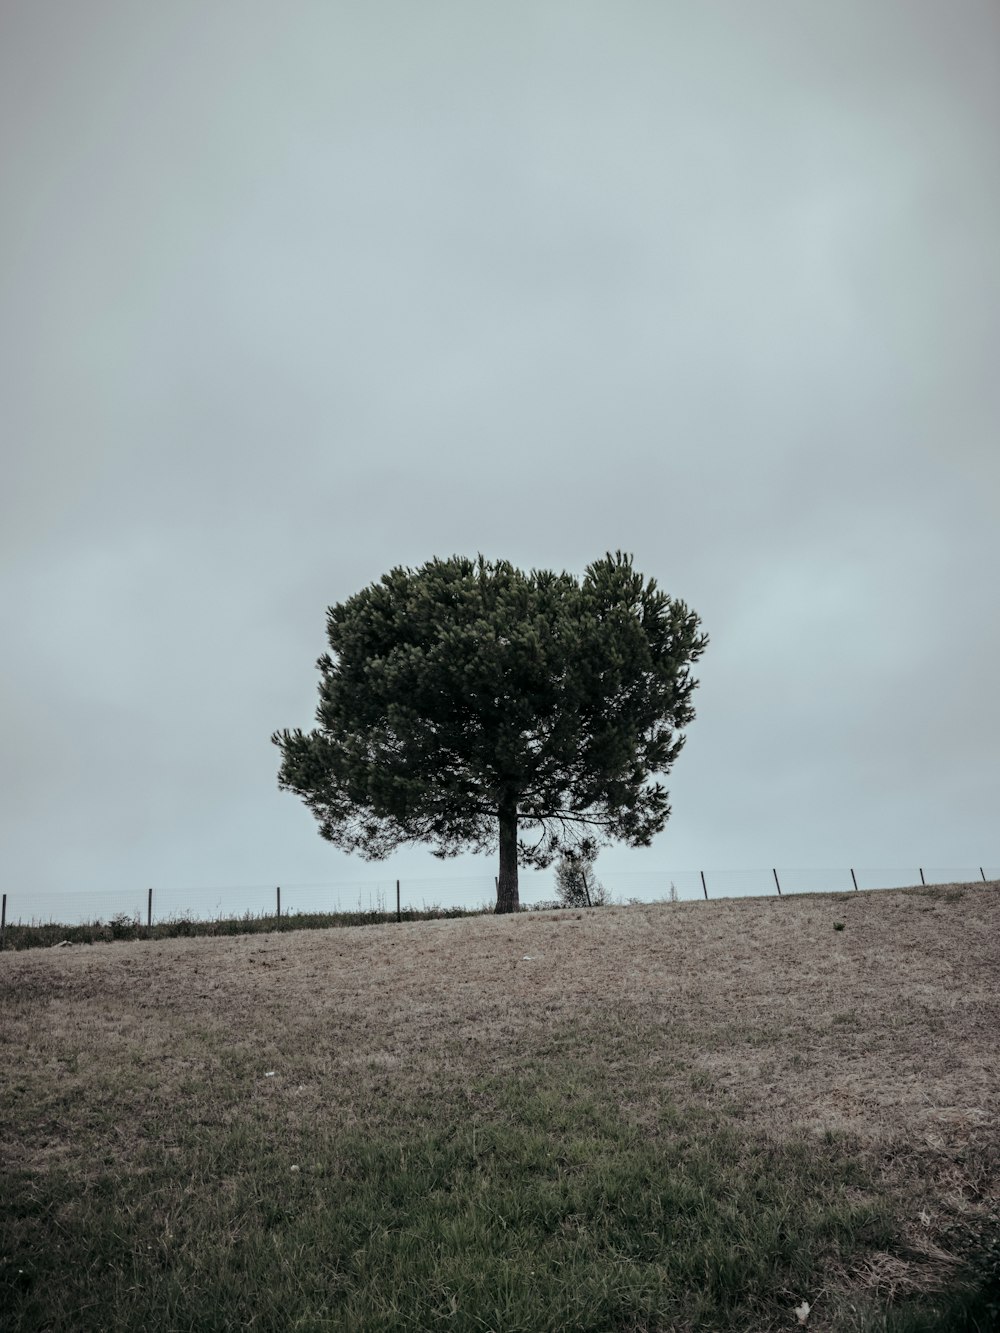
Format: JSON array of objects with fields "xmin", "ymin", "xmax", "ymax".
[{"xmin": 1, "ymin": 866, "xmax": 997, "ymax": 942}]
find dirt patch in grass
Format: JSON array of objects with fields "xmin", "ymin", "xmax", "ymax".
[{"xmin": 2, "ymin": 882, "xmax": 998, "ymax": 1330}]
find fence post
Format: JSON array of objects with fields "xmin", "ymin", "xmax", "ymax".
[
  {"xmin": 772, "ymin": 868, "xmax": 781, "ymax": 896},
  {"xmin": 1, "ymin": 893, "xmax": 6, "ymax": 950},
  {"xmin": 982, "ymin": 867, "xmax": 987, "ymax": 882},
  {"xmin": 919, "ymin": 868, "xmax": 925, "ymax": 885},
  {"xmin": 700, "ymin": 870, "xmax": 708, "ymax": 900},
  {"xmin": 147, "ymin": 887, "xmax": 153, "ymax": 930},
  {"xmin": 276, "ymin": 885, "xmax": 281, "ymax": 919},
  {"xmin": 850, "ymin": 868, "xmax": 858, "ymax": 891},
  {"xmin": 396, "ymin": 879, "xmax": 401, "ymax": 923}
]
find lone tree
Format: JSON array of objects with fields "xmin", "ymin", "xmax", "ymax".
[{"xmin": 272, "ymin": 552, "xmax": 707, "ymax": 913}]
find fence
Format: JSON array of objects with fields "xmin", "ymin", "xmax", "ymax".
[{"xmin": 1, "ymin": 866, "xmax": 997, "ymax": 946}]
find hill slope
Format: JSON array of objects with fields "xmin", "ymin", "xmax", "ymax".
[{"xmin": 2, "ymin": 883, "xmax": 998, "ymax": 1331}]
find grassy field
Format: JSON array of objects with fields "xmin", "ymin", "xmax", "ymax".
[{"xmin": 2, "ymin": 883, "xmax": 998, "ymax": 1332}]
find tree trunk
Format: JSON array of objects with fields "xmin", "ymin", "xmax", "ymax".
[{"xmin": 496, "ymin": 802, "xmax": 520, "ymax": 914}]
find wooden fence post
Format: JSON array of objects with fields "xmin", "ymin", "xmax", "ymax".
[
  {"xmin": 919, "ymin": 868, "xmax": 926, "ymax": 885},
  {"xmin": 1, "ymin": 893, "xmax": 6, "ymax": 950},
  {"xmin": 850, "ymin": 868, "xmax": 858, "ymax": 891},
  {"xmin": 276, "ymin": 885, "xmax": 281, "ymax": 918},
  {"xmin": 700, "ymin": 870, "xmax": 708, "ymax": 900},
  {"xmin": 981, "ymin": 867, "xmax": 987, "ymax": 882},
  {"xmin": 772, "ymin": 868, "xmax": 781, "ymax": 896},
  {"xmin": 147, "ymin": 887, "xmax": 153, "ymax": 930},
  {"xmin": 396, "ymin": 879, "xmax": 401, "ymax": 923}
]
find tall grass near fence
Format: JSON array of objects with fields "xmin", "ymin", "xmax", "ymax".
[
  {"xmin": 0, "ymin": 904, "xmax": 488, "ymax": 953},
  {"xmin": 2, "ymin": 872, "xmax": 997, "ymax": 954},
  {"xmin": 2, "ymin": 867, "xmax": 996, "ymax": 947}
]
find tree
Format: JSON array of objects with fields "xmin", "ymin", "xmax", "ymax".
[
  {"xmin": 554, "ymin": 841, "xmax": 609, "ymax": 908},
  {"xmin": 272, "ymin": 552, "xmax": 707, "ymax": 913}
]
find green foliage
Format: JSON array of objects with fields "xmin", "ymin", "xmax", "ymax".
[
  {"xmin": 553, "ymin": 841, "xmax": 608, "ymax": 908},
  {"xmin": 109, "ymin": 911, "xmax": 140, "ymax": 939},
  {"xmin": 273, "ymin": 552, "xmax": 707, "ymax": 907}
]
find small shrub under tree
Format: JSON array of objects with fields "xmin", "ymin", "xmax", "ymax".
[{"xmin": 554, "ymin": 842, "xmax": 608, "ymax": 908}]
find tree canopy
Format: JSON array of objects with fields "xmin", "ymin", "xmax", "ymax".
[{"xmin": 272, "ymin": 552, "xmax": 707, "ymax": 912}]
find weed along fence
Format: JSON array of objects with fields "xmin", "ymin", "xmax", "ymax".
[{"xmin": 0, "ymin": 866, "xmax": 997, "ymax": 948}]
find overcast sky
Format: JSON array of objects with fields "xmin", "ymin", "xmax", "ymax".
[{"xmin": 2, "ymin": 2, "xmax": 998, "ymax": 912}]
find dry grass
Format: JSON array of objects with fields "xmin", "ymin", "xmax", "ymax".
[{"xmin": 2, "ymin": 881, "xmax": 998, "ymax": 1331}]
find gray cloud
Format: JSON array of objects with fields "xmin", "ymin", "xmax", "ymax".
[{"xmin": 2, "ymin": 1, "xmax": 997, "ymax": 907}]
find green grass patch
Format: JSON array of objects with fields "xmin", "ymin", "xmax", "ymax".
[
  {"xmin": 2, "ymin": 1071, "xmax": 894, "ymax": 1332},
  {"xmin": 7, "ymin": 1048, "xmax": 994, "ymax": 1332}
]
